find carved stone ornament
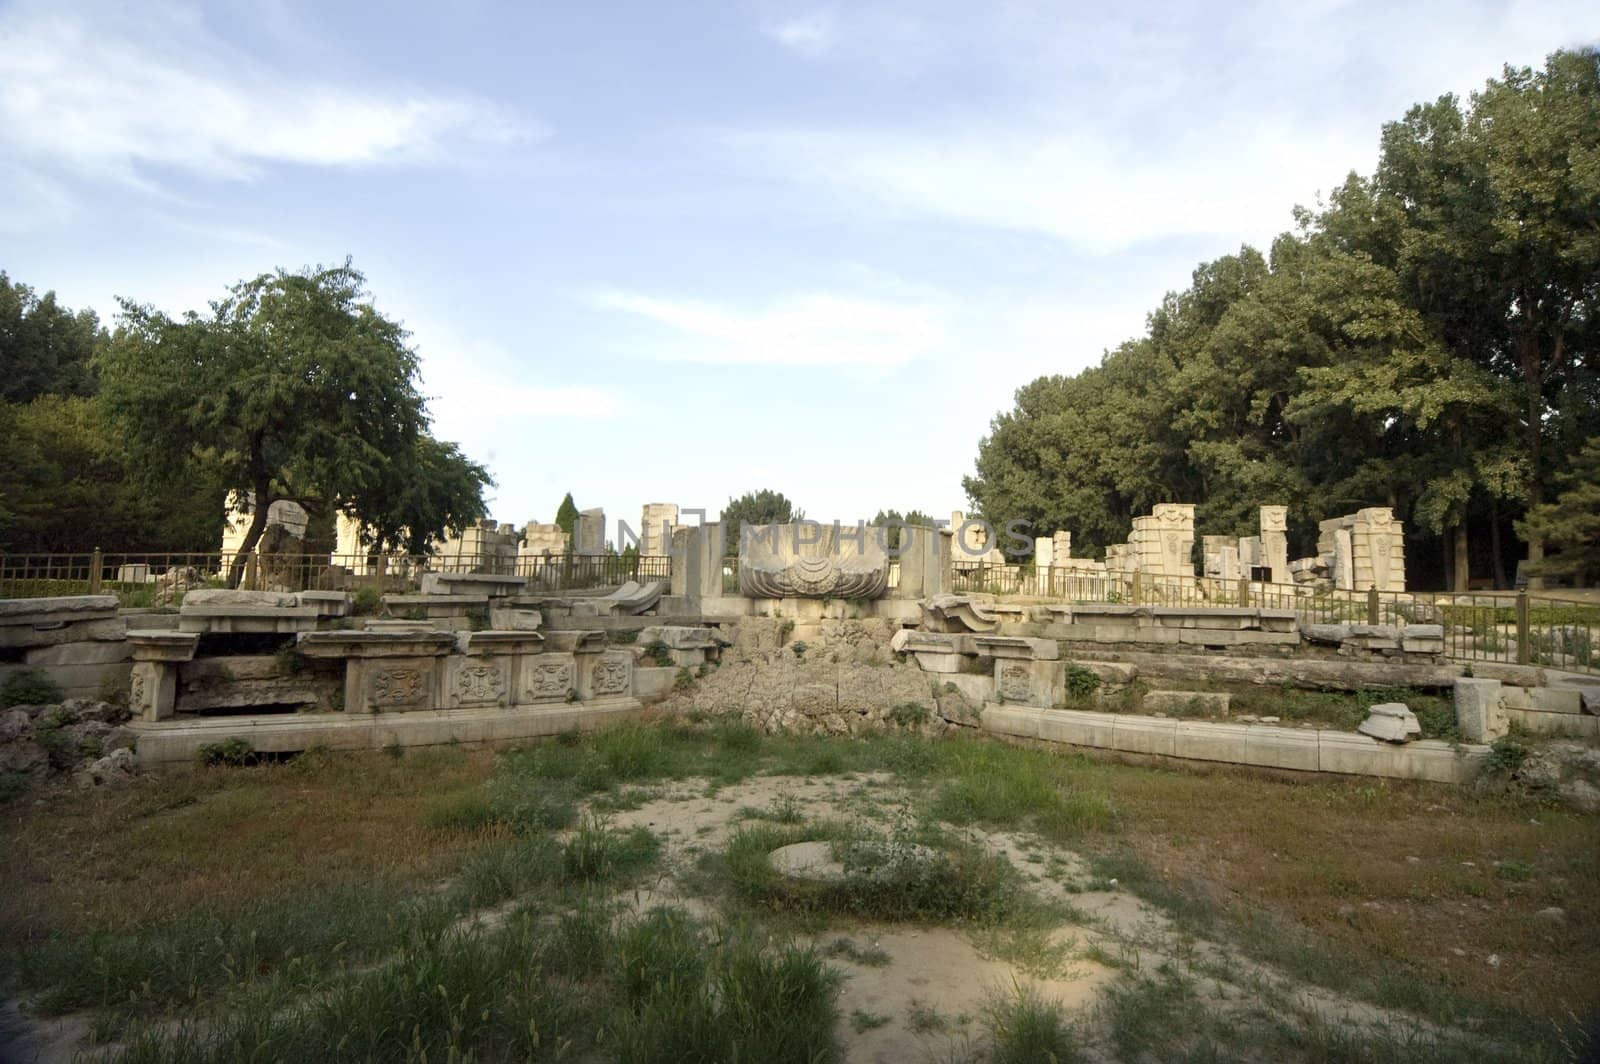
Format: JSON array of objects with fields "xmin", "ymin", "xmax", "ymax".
[
  {"xmin": 372, "ymin": 666, "xmax": 427, "ymax": 707},
  {"xmin": 455, "ymin": 664, "xmax": 505, "ymax": 703},
  {"xmin": 998, "ymin": 661, "xmax": 1032, "ymax": 701},
  {"xmin": 528, "ymin": 660, "xmax": 574, "ymax": 699},
  {"xmin": 738, "ymin": 522, "xmax": 890, "ymax": 600},
  {"xmin": 591, "ymin": 658, "xmax": 630, "ymax": 695}
]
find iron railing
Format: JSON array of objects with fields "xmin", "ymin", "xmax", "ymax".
[
  {"xmin": 0, "ymin": 550, "xmax": 673, "ymax": 604},
  {"xmin": 946, "ymin": 563, "xmax": 1598, "ymax": 675}
]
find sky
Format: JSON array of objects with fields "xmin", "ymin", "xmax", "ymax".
[{"xmin": 3, "ymin": 0, "xmax": 1597, "ymax": 547}]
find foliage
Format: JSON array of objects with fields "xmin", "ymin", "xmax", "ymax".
[
  {"xmin": 196, "ymin": 738, "xmax": 259, "ymax": 767},
  {"xmin": 721, "ymin": 488, "xmax": 804, "ymax": 556},
  {"xmin": 871, "ymin": 508, "xmax": 938, "ymax": 551},
  {"xmin": 1484, "ymin": 736, "xmax": 1531, "ymax": 778},
  {"xmin": 0, "ymin": 667, "xmax": 63, "ymax": 708},
  {"xmin": 1517, "ymin": 436, "xmax": 1600, "ymax": 583},
  {"xmin": 0, "ymin": 271, "xmax": 103, "ymax": 404},
  {"xmin": 641, "ymin": 640, "xmax": 673, "ymax": 667},
  {"xmin": 97, "ymin": 261, "xmax": 489, "ymax": 574},
  {"xmin": 964, "ymin": 49, "xmax": 1600, "ymax": 585},
  {"xmin": 554, "ymin": 492, "xmax": 579, "ymax": 539},
  {"xmin": 0, "ymin": 395, "xmax": 224, "ymax": 553},
  {"xmin": 1062, "ymin": 666, "xmax": 1101, "ymax": 703}
]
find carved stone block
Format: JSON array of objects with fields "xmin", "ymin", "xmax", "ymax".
[{"xmin": 523, "ymin": 653, "xmax": 577, "ymax": 702}]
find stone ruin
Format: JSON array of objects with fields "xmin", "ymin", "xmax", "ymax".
[{"xmin": 1286, "ymin": 507, "xmax": 1407, "ymax": 593}]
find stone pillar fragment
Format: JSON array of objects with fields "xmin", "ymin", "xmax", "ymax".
[
  {"xmin": 1454, "ymin": 678, "xmax": 1506, "ymax": 742},
  {"xmin": 128, "ymin": 632, "xmax": 200, "ymax": 722},
  {"xmin": 1260, "ymin": 505, "xmax": 1289, "ymax": 585},
  {"xmin": 575, "ymin": 509, "xmax": 606, "ymax": 556}
]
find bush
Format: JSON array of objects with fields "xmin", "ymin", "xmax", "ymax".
[
  {"xmin": 197, "ymin": 737, "xmax": 259, "ymax": 767},
  {"xmin": 1, "ymin": 667, "xmax": 63, "ymax": 708},
  {"xmin": 889, "ymin": 702, "xmax": 930, "ymax": 728},
  {"xmin": 1062, "ymin": 666, "xmax": 1101, "ymax": 703},
  {"xmin": 1484, "ymin": 736, "xmax": 1530, "ymax": 778},
  {"xmin": 642, "ymin": 640, "xmax": 673, "ymax": 667},
  {"xmin": 350, "ymin": 586, "xmax": 382, "ymax": 616}
]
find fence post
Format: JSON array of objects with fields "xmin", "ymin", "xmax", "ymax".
[
  {"xmin": 1367, "ymin": 586, "xmax": 1380, "ymax": 626},
  {"xmin": 1515, "ymin": 591, "xmax": 1530, "ymax": 666},
  {"xmin": 88, "ymin": 548, "xmax": 103, "ymax": 594},
  {"xmin": 1236, "ymin": 575, "xmax": 1250, "ymax": 607},
  {"xmin": 1131, "ymin": 573, "xmax": 1144, "ymax": 605},
  {"xmin": 374, "ymin": 553, "xmax": 387, "ymax": 596},
  {"xmin": 245, "ymin": 553, "xmax": 260, "ymax": 591}
]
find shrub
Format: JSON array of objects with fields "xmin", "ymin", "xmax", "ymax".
[
  {"xmin": 1484, "ymin": 736, "xmax": 1530, "ymax": 778},
  {"xmin": 889, "ymin": 702, "xmax": 930, "ymax": 728},
  {"xmin": 350, "ymin": 586, "xmax": 382, "ymax": 616},
  {"xmin": 197, "ymin": 737, "xmax": 259, "ymax": 767},
  {"xmin": 1, "ymin": 668, "xmax": 63, "ymax": 708},
  {"xmin": 791, "ymin": 640, "xmax": 809, "ymax": 660},
  {"xmin": 642, "ymin": 640, "xmax": 673, "ymax": 667},
  {"xmin": 1062, "ymin": 666, "xmax": 1101, "ymax": 702}
]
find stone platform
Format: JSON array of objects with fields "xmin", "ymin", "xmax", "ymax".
[{"xmin": 130, "ymin": 696, "xmax": 646, "ymax": 765}]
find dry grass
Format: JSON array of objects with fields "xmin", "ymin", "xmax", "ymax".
[
  {"xmin": 1076, "ymin": 756, "xmax": 1600, "ymax": 1024},
  {"xmin": 0, "ymin": 744, "xmax": 497, "ymax": 946},
  {"xmin": 3, "ymin": 725, "xmax": 1597, "ymax": 1057}
]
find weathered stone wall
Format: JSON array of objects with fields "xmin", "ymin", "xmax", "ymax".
[{"xmin": 659, "ymin": 618, "xmax": 953, "ymax": 735}]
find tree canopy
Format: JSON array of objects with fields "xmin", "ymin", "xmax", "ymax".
[
  {"xmin": 721, "ymin": 490, "xmax": 804, "ymax": 555},
  {"xmin": 97, "ymin": 261, "xmax": 490, "ymax": 573},
  {"xmin": 964, "ymin": 49, "xmax": 1600, "ymax": 589},
  {"xmin": 0, "ymin": 272, "xmax": 104, "ymax": 404},
  {"xmin": 555, "ymin": 493, "xmax": 580, "ymax": 539}
]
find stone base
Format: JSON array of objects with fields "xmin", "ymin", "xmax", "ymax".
[
  {"xmin": 131, "ymin": 697, "xmax": 646, "ymax": 765},
  {"xmin": 982, "ymin": 705, "xmax": 1488, "ymax": 784}
]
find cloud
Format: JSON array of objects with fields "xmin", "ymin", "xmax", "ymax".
[
  {"xmin": 407, "ymin": 318, "xmax": 622, "ymax": 429},
  {"xmin": 589, "ymin": 289, "xmax": 944, "ymax": 367},
  {"xmin": 763, "ymin": 11, "xmax": 837, "ymax": 56},
  {"xmin": 0, "ymin": 1, "xmax": 532, "ymax": 185}
]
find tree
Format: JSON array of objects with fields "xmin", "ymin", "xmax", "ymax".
[
  {"xmin": 353, "ymin": 436, "xmax": 491, "ymax": 556},
  {"xmin": 0, "ymin": 395, "xmax": 223, "ymax": 552},
  {"xmin": 721, "ymin": 490, "xmax": 803, "ymax": 556},
  {"xmin": 1325, "ymin": 49, "xmax": 1600, "ymax": 581},
  {"xmin": 0, "ymin": 272, "xmax": 105, "ymax": 403},
  {"xmin": 555, "ymin": 493, "xmax": 579, "ymax": 542},
  {"xmin": 1516, "ymin": 436, "xmax": 1600, "ymax": 585},
  {"xmin": 871, "ymin": 509, "xmax": 937, "ymax": 550},
  {"xmin": 97, "ymin": 261, "xmax": 489, "ymax": 581}
]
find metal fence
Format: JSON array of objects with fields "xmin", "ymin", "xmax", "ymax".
[
  {"xmin": 947, "ymin": 563, "xmax": 1598, "ymax": 675},
  {"xmin": 0, "ymin": 550, "xmax": 673, "ymax": 604}
]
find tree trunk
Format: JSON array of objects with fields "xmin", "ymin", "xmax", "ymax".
[
  {"xmin": 1490, "ymin": 501, "xmax": 1507, "ymax": 590},
  {"xmin": 227, "ymin": 476, "xmax": 273, "ymax": 588},
  {"xmin": 1452, "ymin": 523, "xmax": 1470, "ymax": 592}
]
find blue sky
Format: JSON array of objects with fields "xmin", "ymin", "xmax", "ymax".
[{"xmin": 3, "ymin": 0, "xmax": 1596, "ymax": 545}]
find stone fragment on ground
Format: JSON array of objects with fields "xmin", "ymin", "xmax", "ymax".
[{"xmin": 1356, "ymin": 702, "xmax": 1420, "ymax": 743}]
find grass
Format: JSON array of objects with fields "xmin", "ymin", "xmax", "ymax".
[
  {"xmin": 984, "ymin": 983, "xmax": 1083, "ymax": 1063},
  {"xmin": 2, "ymin": 716, "xmax": 1594, "ymax": 1061},
  {"xmin": 720, "ymin": 820, "xmax": 1030, "ymax": 924},
  {"xmin": 114, "ymin": 907, "xmax": 841, "ymax": 1064},
  {"xmin": 1097, "ymin": 962, "xmax": 1563, "ymax": 1063}
]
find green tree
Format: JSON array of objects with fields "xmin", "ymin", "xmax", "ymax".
[
  {"xmin": 0, "ymin": 395, "xmax": 223, "ymax": 552},
  {"xmin": 97, "ymin": 261, "xmax": 488, "ymax": 581},
  {"xmin": 871, "ymin": 508, "xmax": 937, "ymax": 550},
  {"xmin": 721, "ymin": 490, "xmax": 803, "ymax": 556},
  {"xmin": 554, "ymin": 493, "xmax": 579, "ymax": 542},
  {"xmin": 1516, "ymin": 436, "xmax": 1600, "ymax": 585},
  {"xmin": 352, "ymin": 436, "xmax": 492, "ymax": 555},
  {"xmin": 0, "ymin": 272, "xmax": 105, "ymax": 403},
  {"xmin": 1322, "ymin": 49, "xmax": 1600, "ymax": 581}
]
